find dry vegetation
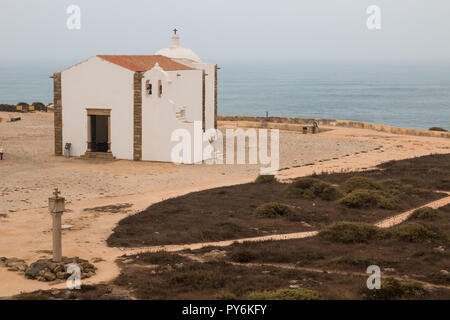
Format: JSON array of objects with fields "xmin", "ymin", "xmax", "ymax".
[
  {"xmin": 11, "ymin": 154, "xmax": 450, "ymax": 300},
  {"xmin": 108, "ymin": 154, "xmax": 449, "ymax": 247}
]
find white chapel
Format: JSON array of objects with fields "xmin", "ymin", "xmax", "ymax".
[{"xmin": 53, "ymin": 30, "xmax": 217, "ymax": 163}]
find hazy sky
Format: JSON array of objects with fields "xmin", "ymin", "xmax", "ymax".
[{"xmin": 1, "ymin": 0, "xmax": 450, "ymax": 65}]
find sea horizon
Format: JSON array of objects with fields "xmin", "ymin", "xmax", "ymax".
[{"xmin": 1, "ymin": 60, "xmax": 449, "ymax": 130}]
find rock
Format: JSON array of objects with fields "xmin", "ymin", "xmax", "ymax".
[
  {"xmin": 122, "ymin": 259, "xmax": 133, "ymax": 264},
  {"xmin": 24, "ymin": 257, "xmax": 96, "ymax": 282},
  {"xmin": 44, "ymin": 272, "xmax": 56, "ymax": 281},
  {"xmin": 25, "ymin": 263, "xmax": 47, "ymax": 279},
  {"xmin": 289, "ymin": 284, "xmax": 300, "ymax": 289},
  {"xmin": 440, "ymin": 270, "xmax": 449, "ymax": 275},
  {"xmin": 53, "ymin": 265, "xmax": 63, "ymax": 273},
  {"xmin": 203, "ymin": 250, "xmax": 227, "ymax": 259},
  {"xmin": 301, "ymin": 221, "xmax": 312, "ymax": 228}
]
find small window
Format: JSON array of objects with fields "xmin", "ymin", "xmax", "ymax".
[
  {"xmin": 158, "ymin": 80, "xmax": 162, "ymax": 97},
  {"xmin": 146, "ymin": 81, "xmax": 152, "ymax": 95}
]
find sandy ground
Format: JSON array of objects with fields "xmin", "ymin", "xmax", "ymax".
[
  {"xmin": 0, "ymin": 112, "xmax": 378, "ymax": 213},
  {"xmin": 0, "ymin": 111, "xmax": 449, "ymax": 297}
]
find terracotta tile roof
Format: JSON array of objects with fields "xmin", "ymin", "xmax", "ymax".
[{"xmin": 97, "ymin": 55, "xmax": 194, "ymax": 72}]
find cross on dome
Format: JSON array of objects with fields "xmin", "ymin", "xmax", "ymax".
[{"xmin": 156, "ymin": 29, "xmax": 201, "ymax": 62}]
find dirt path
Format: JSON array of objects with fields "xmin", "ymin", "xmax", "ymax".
[{"xmin": 375, "ymin": 192, "xmax": 450, "ymax": 228}]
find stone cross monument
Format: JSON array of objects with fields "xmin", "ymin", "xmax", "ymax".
[{"xmin": 48, "ymin": 188, "xmax": 65, "ymax": 262}]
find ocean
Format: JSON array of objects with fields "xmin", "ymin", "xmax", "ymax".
[{"xmin": 1, "ymin": 62, "xmax": 449, "ymax": 130}]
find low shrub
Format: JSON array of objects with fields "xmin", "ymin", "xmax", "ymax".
[
  {"xmin": 328, "ymin": 256, "xmax": 397, "ymax": 268},
  {"xmin": 381, "ymin": 179, "xmax": 429, "ymax": 199},
  {"xmin": 318, "ymin": 222, "xmax": 385, "ymax": 244},
  {"xmin": 31, "ymin": 102, "xmax": 45, "ymax": 109},
  {"xmin": 168, "ymin": 270, "xmax": 221, "ymax": 290},
  {"xmin": 137, "ymin": 251, "xmax": 187, "ymax": 265},
  {"xmin": 393, "ymin": 222, "xmax": 441, "ymax": 243},
  {"xmin": 429, "ymin": 127, "xmax": 448, "ymax": 132},
  {"xmin": 342, "ymin": 176, "xmax": 382, "ymax": 194},
  {"xmin": 428, "ymin": 168, "xmax": 450, "ymax": 175},
  {"xmin": 254, "ymin": 202, "xmax": 294, "ymax": 218},
  {"xmin": 283, "ymin": 178, "xmax": 341, "ymax": 201},
  {"xmin": 246, "ymin": 288, "xmax": 323, "ymax": 300},
  {"xmin": 229, "ymin": 250, "xmax": 257, "ymax": 263},
  {"xmin": 340, "ymin": 189, "xmax": 397, "ymax": 209},
  {"xmin": 215, "ymin": 291, "xmax": 238, "ymax": 300},
  {"xmin": 428, "ymin": 272, "xmax": 450, "ymax": 285},
  {"xmin": 409, "ymin": 207, "xmax": 440, "ymax": 220},
  {"xmin": 255, "ymin": 174, "xmax": 277, "ymax": 183},
  {"xmin": 361, "ymin": 278, "xmax": 426, "ymax": 300}
]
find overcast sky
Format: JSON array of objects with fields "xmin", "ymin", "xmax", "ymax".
[{"xmin": 1, "ymin": 0, "xmax": 450, "ymax": 65}]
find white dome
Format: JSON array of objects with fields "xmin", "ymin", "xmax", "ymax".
[{"xmin": 156, "ymin": 33, "xmax": 201, "ymax": 63}]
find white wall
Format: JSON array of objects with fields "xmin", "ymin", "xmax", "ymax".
[
  {"xmin": 174, "ymin": 59, "xmax": 216, "ymax": 130},
  {"xmin": 141, "ymin": 64, "xmax": 203, "ymax": 162},
  {"xmin": 61, "ymin": 57, "xmax": 134, "ymax": 159}
]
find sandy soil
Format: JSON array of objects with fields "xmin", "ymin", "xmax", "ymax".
[{"xmin": 0, "ymin": 111, "xmax": 449, "ymax": 297}]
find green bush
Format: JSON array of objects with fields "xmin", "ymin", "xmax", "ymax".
[
  {"xmin": 409, "ymin": 207, "xmax": 440, "ymax": 220},
  {"xmin": 216, "ymin": 291, "xmax": 237, "ymax": 300},
  {"xmin": 246, "ymin": 288, "xmax": 323, "ymax": 300},
  {"xmin": 319, "ymin": 222, "xmax": 385, "ymax": 244},
  {"xmin": 429, "ymin": 127, "xmax": 448, "ymax": 132},
  {"xmin": 283, "ymin": 178, "xmax": 341, "ymax": 201},
  {"xmin": 329, "ymin": 256, "xmax": 397, "ymax": 268},
  {"xmin": 342, "ymin": 176, "xmax": 382, "ymax": 194},
  {"xmin": 380, "ymin": 179, "xmax": 404, "ymax": 195},
  {"xmin": 428, "ymin": 168, "xmax": 450, "ymax": 175},
  {"xmin": 428, "ymin": 272, "xmax": 450, "ymax": 285},
  {"xmin": 361, "ymin": 278, "xmax": 426, "ymax": 300},
  {"xmin": 255, "ymin": 174, "xmax": 277, "ymax": 183},
  {"xmin": 254, "ymin": 202, "xmax": 294, "ymax": 218},
  {"xmin": 393, "ymin": 223, "xmax": 441, "ymax": 243},
  {"xmin": 32, "ymin": 102, "xmax": 45, "ymax": 109},
  {"xmin": 340, "ymin": 189, "xmax": 397, "ymax": 209},
  {"xmin": 138, "ymin": 251, "xmax": 186, "ymax": 265},
  {"xmin": 229, "ymin": 250, "xmax": 257, "ymax": 263}
]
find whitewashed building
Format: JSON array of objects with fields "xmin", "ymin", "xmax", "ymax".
[{"xmin": 53, "ymin": 31, "xmax": 217, "ymax": 162}]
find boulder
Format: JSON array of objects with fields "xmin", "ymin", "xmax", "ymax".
[{"xmin": 44, "ymin": 272, "xmax": 56, "ymax": 281}]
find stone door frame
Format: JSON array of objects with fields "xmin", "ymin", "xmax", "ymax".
[{"xmin": 86, "ymin": 108, "xmax": 112, "ymax": 153}]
